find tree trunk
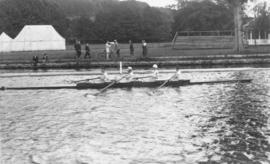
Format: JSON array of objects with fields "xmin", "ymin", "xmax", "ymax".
[{"xmin": 234, "ymin": 1, "xmax": 244, "ymax": 52}]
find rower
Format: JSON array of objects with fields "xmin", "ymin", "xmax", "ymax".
[
  {"xmin": 152, "ymin": 64, "xmax": 159, "ymax": 79},
  {"xmin": 126, "ymin": 66, "xmax": 134, "ymax": 81},
  {"xmin": 172, "ymin": 67, "xmax": 182, "ymax": 80},
  {"xmin": 100, "ymin": 68, "xmax": 110, "ymax": 82}
]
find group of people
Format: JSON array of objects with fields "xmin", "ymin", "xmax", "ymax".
[
  {"xmin": 32, "ymin": 53, "xmax": 48, "ymax": 66},
  {"xmin": 74, "ymin": 41, "xmax": 91, "ymax": 59},
  {"xmin": 105, "ymin": 40, "xmax": 147, "ymax": 59},
  {"xmin": 74, "ymin": 39, "xmax": 148, "ymax": 60},
  {"xmin": 105, "ymin": 40, "xmax": 120, "ymax": 60},
  {"xmin": 96, "ymin": 64, "xmax": 182, "ymax": 82}
]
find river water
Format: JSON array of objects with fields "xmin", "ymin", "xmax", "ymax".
[{"xmin": 1, "ymin": 69, "xmax": 270, "ymax": 164}]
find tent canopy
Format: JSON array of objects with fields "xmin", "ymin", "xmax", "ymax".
[
  {"xmin": 0, "ymin": 32, "xmax": 12, "ymax": 52},
  {"xmin": 14, "ymin": 25, "xmax": 65, "ymax": 41},
  {"xmin": 0, "ymin": 32, "xmax": 12, "ymax": 41},
  {"xmin": 12, "ymin": 25, "xmax": 66, "ymax": 51}
]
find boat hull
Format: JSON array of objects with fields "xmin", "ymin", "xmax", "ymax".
[
  {"xmin": 2, "ymin": 79, "xmax": 252, "ymax": 90},
  {"xmin": 76, "ymin": 80, "xmax": 191, "ymax": 89}
]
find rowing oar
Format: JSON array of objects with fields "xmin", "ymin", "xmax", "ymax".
[
  {"xmin": 66, "ymin": 77, "xmax": 100, "ymax": 84},
  {"xmin": 84, "ymin": 74, "xmax": 129, "ymax": 97},
  {"xmin": 98, "ymin": 74, "xmax": 129, "ymax": 94},
  {"xmin": 157, "ymin": 73, "xmax": 177, "ymax": 90},
  {"xmin": 146, "ymin": 73, "xmax": 177, "ymax": 96}
]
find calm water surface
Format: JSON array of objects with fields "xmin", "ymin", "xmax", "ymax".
[{"xmin": 1, "ymin": 69, "xmax": 270, "ymax": 164}]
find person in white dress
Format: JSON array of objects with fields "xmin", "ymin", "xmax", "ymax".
[{"xmin": 105, "ymin": 41, "xmax": 111, "ymax": 60}]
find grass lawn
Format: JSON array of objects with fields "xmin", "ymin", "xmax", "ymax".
[{"xmin": 0, "ymin": 42, "xmax": 269, "ymax": 64}]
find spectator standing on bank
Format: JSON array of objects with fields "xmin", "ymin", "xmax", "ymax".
[
  {"xmin": 42, "ymin": 53, "xmax": 48, "ymax": 63},
  {"xmin": 32, "ymin": 56, "xmax": 36, "ymax": 66},
  {"xmin": 105, "ymin": 41, "xmax": 111, "ymax": 60},
  {"xmin": 142, "ymin": 40, "xmax": 147, "ymax": 57},
  {"xmin": 74, "ymin": 40, "xmax": 82, "ymax": 58},
  {"xmin": 114, "ymin": 40, "xmax": 120, "ymax": 58},
  {"xmin": 32, "ymin": 55, "xmax": 39, "ymax": 66},
  {"xmin": 84, "ymin": 43, "xmax": 91, "ymax": 59},
  {"xmin": 129, "ymin": 40, "xmax": 134, "ymax": 55},
  {"xmin": 74, "ymin": 41, "xmax": 78, "ymax": 58}
]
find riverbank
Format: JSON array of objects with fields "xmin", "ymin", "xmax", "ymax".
[
  {"xmin": 1, "ymin": 53, "xmax": 270, "ymax": 69},
  {"xmin": 1, "ymin": 45, "xmax": 270, "ymax": 69}
]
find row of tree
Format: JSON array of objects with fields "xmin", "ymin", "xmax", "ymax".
[{"xmin": 0, "ymin": 0, "xmax": 269, "ymax": 44}]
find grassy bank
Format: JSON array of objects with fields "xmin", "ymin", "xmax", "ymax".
[{"xmin": 0, "ymin": 43, "xmax": 270, "ymax": 69}]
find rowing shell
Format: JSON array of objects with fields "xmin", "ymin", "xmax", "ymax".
[
  {"xmin": 76, "ymin": 79, "xmax": 252, "ymax": 89},
  {"xmin": 77, "ymin": 80, "xmax": 190, "ymax": 89},
  {"xmin": 1, "ymin": 79, "xmax": 252, "ymax": 90}
]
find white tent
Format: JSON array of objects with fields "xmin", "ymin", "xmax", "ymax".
[
  {"xmin": 12, "ymin": 25, "xmax": 66, "ymax": 51},
  {"xmin": 0, "ymin": 32, "xmax": 12, "ymax": 52}
]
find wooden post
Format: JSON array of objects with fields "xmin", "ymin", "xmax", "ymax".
[{"xmin": 119, "ymin": 61, "xmax": 122, "ymax": 74}]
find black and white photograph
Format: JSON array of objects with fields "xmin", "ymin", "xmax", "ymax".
[{"xmin": 1, "ymin": 0, "xmax": 270, "ymax": 163}]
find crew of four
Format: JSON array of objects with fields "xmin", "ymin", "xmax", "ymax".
[{"xmin": 97, "ymin": 64, "xmax": 181, "ymax": 82}]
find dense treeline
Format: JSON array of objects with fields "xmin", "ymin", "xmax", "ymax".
[
  {"xmin": 70, "ymin": 1, "xmax": 173, "ymax": 42},
  {"xmin": 173, "ymin": 0, "xmax": 234, "ymax": 32},
  {"xmin": 0, "ymin": 0, "xmax": 173, "ymax": 43},
  {"xmin": 0, "ymin": 0, "xmax": 68, "ymax": 38},
  {"xmin": 0, "ymin": 0, "xmax": 269, "ymax": 43}
]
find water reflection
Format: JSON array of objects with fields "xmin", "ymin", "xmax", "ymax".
[
  {"xmin": 216, "ymin": 73, "xmax": 270, "ymax": 163},
  {"xmin": 198, "ymin": 71, "xmax": 270, "ymax": 163}
]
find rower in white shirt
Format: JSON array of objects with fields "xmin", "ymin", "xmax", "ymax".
[
  {"xmin": 126, "ymin": 66, "xmax": 134, "ymax": 81},
  {"xmin": 172, "ymin": 67, "xmax": 182, "ymax": 80},
  {"xmin": 100, "ymin": 68, "xmax": 110, "ymax": 82},
  {"xmin": 152, "ymin": 64, "xmax": 159, "ymax": 80}
]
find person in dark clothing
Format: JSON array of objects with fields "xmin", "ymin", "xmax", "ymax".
[
  {"xmin": 42, "ymin": 53, "xmax": 48, "ymax": 63},
  {"xmin": 114, "ymin": 40, "xmax": 120, "ymax": 58},
  {"xmin": 84, "ymin": 43, "xmax": 91, "ymax": 59},
  {"xmin": 32, "ymin": 55, "xmax": 39, "ymax": 66},
  {"xmin": 32, "ymin": 56, "xmax": 36, "ymax": 66},
  {"xmin": 129, "ymin": 40, "xmax": 134, "ymax": 55},
  {"xmin": 142, "ymin": 40, "xmax": 147, "ymax": 57},
  {"xmin": 74, "ymin": 41, "xmax": 82, "ymax": 58}
]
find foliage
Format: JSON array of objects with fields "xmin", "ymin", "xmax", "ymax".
[
  {"xmin": 173, "ymin": 0, "xmax": 234, "ymax": 32},
  {"xmin": 0, "ymin": 0, "xmax": 268, "ymax": 44},
  {"xmin": 0, "ymin": 0, "xmax": 68, "ymax": 37},
  {"xmin": 0, "ymin": 0, "xmax": 173, "ymax": 43},
  {"xmin": 253, "ymin": 2, "xmax": 270, "ymax": 32}
]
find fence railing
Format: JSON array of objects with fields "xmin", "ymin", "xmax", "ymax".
[
  {"xmin": 177, "ymin": 30, "xmax": 234, "ymax": 36},
  {"xmin": 245, "ymin": 30, "xmax": 270, "ymax": 40}
]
